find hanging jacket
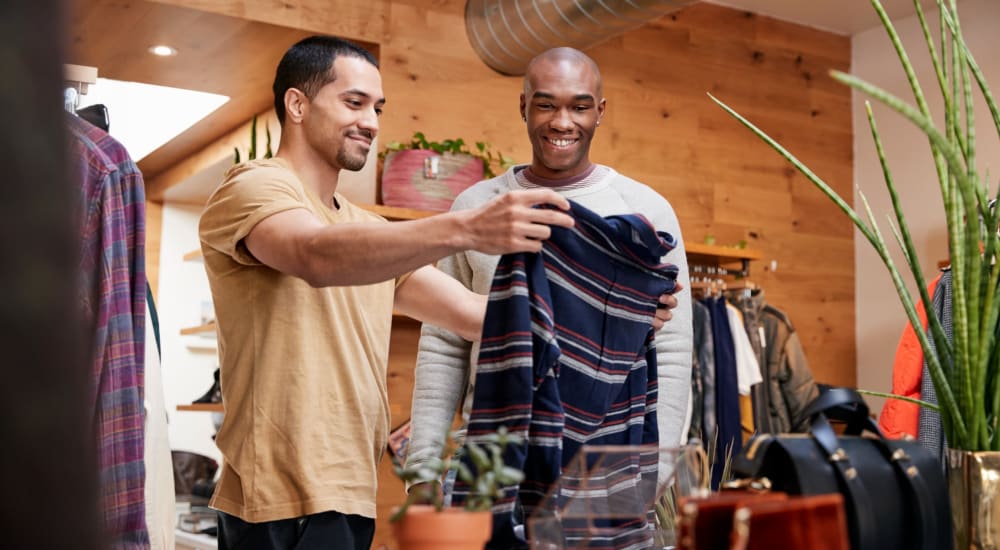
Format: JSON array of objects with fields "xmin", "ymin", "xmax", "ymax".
[
  {"xmin": 454, "ymin": 201, "xmax": 678, "ymax": 550},
  {"xmin": 918, "ymin": 270, "xmax": 951, "ymax": 462},
  {"xmin": 689, "ymin": 300, "xmax": 714, "ymax": 443},
  {"xmin": 877, "ymin": 274, "xmax": 942, "ymax": 439},
  {"xmin": 732, "ymin": 290, "xmax": 818, "ymax": 433}
]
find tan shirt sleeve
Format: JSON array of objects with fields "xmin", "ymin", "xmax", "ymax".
[{"xmin": 200, "ymin": 165, "xmax": 309, "ymax": 266}]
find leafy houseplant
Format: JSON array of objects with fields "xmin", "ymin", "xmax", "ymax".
[
  {"xmin": 380, "ymin": 132, "xmax": 516, "ymax": 180},
  {"xmin": 390, "ymin": 427, "xmax": 524, "ymax": 549},
  {"xmin": 710, "ymin": 0, "xmax": 999, "ymax": 545}
]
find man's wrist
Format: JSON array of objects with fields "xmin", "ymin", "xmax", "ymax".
[{"xmin": 444, "ymin": 208, "xmax": 474, "ymax": 251}]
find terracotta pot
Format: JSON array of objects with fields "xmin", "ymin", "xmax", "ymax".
[
  {"xmin": 392, "ymin": 505, "xmax": 492, "ymax": 550},
  {"xmin": 380, "ymin": 149, "xmax": 484, "ymax": 212}
]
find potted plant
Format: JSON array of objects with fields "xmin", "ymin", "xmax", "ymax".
[
  {"xmin": 390, "ymin": 426, "xmax": 524, "ymax": 550},
  {"xmin": 710, "ymin": 0, "xmax": 998, "ymax": 546},
  {"xmin": 379, "ymin": 132, "xmax": 516, "ymax": 212}
]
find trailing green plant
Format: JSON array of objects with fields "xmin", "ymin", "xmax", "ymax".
[
  {"xmin": 710, "ymin": 0, "xmax": 1000, "ymax": 450},
  {"xmin": 390, "ymin": 426, "xmax": 524, "ymax": 522},
  {"xmin": 233, "ymin": 114, "xmax": 273, "ymax": 164},
  {"xmin": 380, "ymin": 131, "xmax": 516, "ymax": 179}
]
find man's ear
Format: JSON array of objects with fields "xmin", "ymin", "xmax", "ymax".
[
  {"xmin": 519, "ymin": 93, "xmax": 526, "ymax": 122},
  {"xmin": 284, "ymin": 88, "xmax": 308, "ymax": 124},
  {"xmin": 596, "ymin": 98, "xmax": 607, "ymax": 126}
]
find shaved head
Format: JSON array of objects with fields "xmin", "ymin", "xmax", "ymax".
[{"xmin": 524, "ymin": 47, "xmax": 602, "ymax": 98}]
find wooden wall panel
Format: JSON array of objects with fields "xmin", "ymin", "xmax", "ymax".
[
  {"xmin": 146, "ymin": 200, "xmax": 163, "ymax": 298},
  {"xmin": 151, "ymin": 1, "xmax": 854, "ymax": 547},
  {"xmin": 377, "ymin": 317, "xmax": 420, "ymax": 535}
]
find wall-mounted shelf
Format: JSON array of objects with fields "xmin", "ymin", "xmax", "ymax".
[
  {"xmin": 180, "ymin": 322, "xmax": 216, "ymax": 335},
  {"xmin": 176, "ymin": 403, "xmax": 223, "ymax": 412},
  {"xmin": 685, "ymin": 243, "xmax": 763, "ymax": 262},
  {"xmin": 689, "ymin": 279, "xmax": 758, "ymax": 292},
  {"xmin": 686, "ymin": 242, "xmax": 763, "ymax": 280},
  {"xmin": 184, "ymin": 339, "xmax": 217, "ymax": 352}
]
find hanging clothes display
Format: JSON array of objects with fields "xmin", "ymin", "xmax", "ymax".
[
  {"xmin": 730, "ymin": 290, "xmax": 818, "ymax": 434},
  {"xmin": 68, "ymin": 113, "xmax": 149, "ymax": 549},
  {"xmin": 686, "ymin": 281, "xmax": 822, "ymax": 484},
  {"xmin": 455, "ymin": 201, "xmax": 678, "ymax": 549}
]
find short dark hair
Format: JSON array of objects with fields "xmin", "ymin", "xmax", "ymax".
[{"xmin": 272, "ymin": 36, "xmax": 379, "ymax": 125}]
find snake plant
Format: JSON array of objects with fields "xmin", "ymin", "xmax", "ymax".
[{"xmin": 711, "ymin": 0, "xmax": 1000, "ymax": 451}]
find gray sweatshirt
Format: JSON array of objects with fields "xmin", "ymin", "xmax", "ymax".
[{"xmin": 405, "ymin": 165, "xmax": 694, "ymax": 486}]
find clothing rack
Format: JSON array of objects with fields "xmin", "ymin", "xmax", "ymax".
[
  {"xmin": 689, "ymin": 277, "xmax": 758, "ymax": 297},
  {"xmin": 686, "ymin": 243, "xmax": 763, "ymax": 298},
  {"xmin": 64, "ymin": 63, "xmax": 98, "ymax": 113}
]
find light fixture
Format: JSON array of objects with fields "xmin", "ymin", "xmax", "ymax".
[{"xmin": 148, "ymin": 45, "xmax": 178, "ymax": 57}]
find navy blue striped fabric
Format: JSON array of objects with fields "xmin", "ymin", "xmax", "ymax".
[{"xmin": 452, "ymin": 201, "xmax": 678, "ymax": 548}]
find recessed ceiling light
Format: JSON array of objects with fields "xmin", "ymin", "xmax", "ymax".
[{"xmin": 149, "ymin": 45, "xmax": 177, "ymax": 57}]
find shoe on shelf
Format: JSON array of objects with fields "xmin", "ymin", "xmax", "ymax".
[{"xmin": 193, "ymin": 368, "xmax": 221, "ymax": 404}]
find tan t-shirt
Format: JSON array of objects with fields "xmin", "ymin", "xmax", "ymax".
[{"xmin": 199, "ymin": 158, "xmax": 399, "ymax": 522}]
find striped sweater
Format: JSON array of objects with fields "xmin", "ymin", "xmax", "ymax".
[{"xmin": 452, "ymin": 201, "xmax": 678, "ymax": 549}]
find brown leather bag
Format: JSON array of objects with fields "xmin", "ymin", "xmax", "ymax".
[
  {"xmin": 676, "ymin": 491, "xmax": 788, "ymax": 550},
  {"xmin": 677, "ymin": 491, "xmax": 849, "ymax": 550},
  {"xmin": 730, "ymin": 493, "xmax": 849, "ymax": 550}
]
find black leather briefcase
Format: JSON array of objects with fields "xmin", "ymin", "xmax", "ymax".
[{"xmin": 732, "ymin": 387, "xmax": 953, "ymax": 550}]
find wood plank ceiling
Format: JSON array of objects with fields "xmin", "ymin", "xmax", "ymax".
[{"xmin": 65, "ymin": 0, "xmax": 358, "ymax": 185}]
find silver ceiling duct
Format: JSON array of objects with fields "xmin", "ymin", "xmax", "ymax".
[{"xmin": 465, "ymin": 0, "xmax": 697, "ymax": 76}]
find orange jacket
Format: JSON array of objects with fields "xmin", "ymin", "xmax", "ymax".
[{"xmin": 877, "ymin": 274, "xmax": 942, "ymax": 439}]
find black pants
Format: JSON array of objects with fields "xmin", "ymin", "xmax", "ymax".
[{"xmin": 217, "ymin": 510, "xmax": 374, "ymax": 550}]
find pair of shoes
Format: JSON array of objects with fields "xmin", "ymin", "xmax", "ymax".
[{"xmin": 193, "ymin": 368, "xmax": 221, "ymax": 404}]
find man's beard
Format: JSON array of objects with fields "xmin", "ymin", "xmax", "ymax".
[
  {"xmin": 337, "ymin": 146, "xmax": 367, "ymax": 171},
  {"xmin": 337, "ymin": 130, "xmax": 371, "ymax": 171}
]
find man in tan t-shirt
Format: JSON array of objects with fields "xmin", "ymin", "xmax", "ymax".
[{"xmin": 198, "ymin": 36, "xmax": 578, "ymax": 550}]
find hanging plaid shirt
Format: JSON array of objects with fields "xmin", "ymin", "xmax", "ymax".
[
  {"xmin": 68, "ymin": 114, "xmax": 148, "ymax": 549},
  {"xmin": 453, "ymin": 201, "xmax": 678, "ymax": 549}
]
